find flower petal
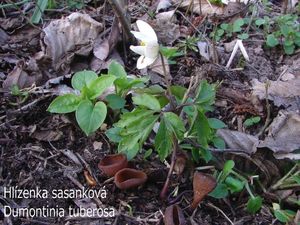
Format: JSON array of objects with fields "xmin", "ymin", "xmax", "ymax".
[
  {"xmin": 131, "ymin": 31, "xmax": 153, "ymax": 42},
  {"xmin": 137, "ymin": 56, "xmax": 156, "ymax": 69},
  {"xmin": 137, "ymin": 56, "xmax": 148, "ymax": 69},
  {"xmin": 136, "ymin": 20, "xmax": 158, "ymax": 42},
  {"xmin": 130, "ymin": 45, "xmax": 146, "ymax": 56},
  {"xmin": 145, "ymin": 41, "xmax": 159, "ymax": 59}
]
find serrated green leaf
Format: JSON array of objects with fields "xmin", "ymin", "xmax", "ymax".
[
  {"xmin": 195, "ymin": 80, "xmax": 216, "ymax": 107},
  {"xmin": 108, "ymin": 61, "xmax": 127, "ymax": 78},
  {"xmin": 247, "ymin": 196, "xmax": 263, "ymax": 214},
  {"xmin": 75, "ymin": 100, "xmax": 107, "ymax": 136},
  {"xmin": 170, "ymin": 85, "xmax": 187, "ymax": 102},
  {"xmin": 47, "ymin": 94, "xmax": 81, "ymax": 113},
  {"xmin": 105, "ymin": 127, "xmax": 122, "ymax": 143},
  {"xmin": 208, "ymin": 118, "xmax": 227, "ymax": 129},
  {"xmin": 225, "ymin": 176, "xmax": 244, "ymax": 193},
  {"xmin": 200, "ymin": 147, "xmax": 212, "ymax": 162},
  {"xmin": 31, "ymin": 0, "xmax": 48, "ymax": 24},
  {"xmin": 164, "ymin": 112, "xmax": 186, "ymax": 140},
  {"xmin": 71, "ymin": 70, "xmax": 98, "ymax": 91},
  {"xmin": 209, "ymin": 183, "xmax": 229, "ymax": 199},
  {"xmin": 132, "ymin": 93, "xmax": 161, "ymax": 111},
  {"xmin": 191, "ymin": 109, "xmax": 211, "ymax": 148},
  {"xmin": 120, "ymin": 115, "xmax": 158, "ymax": 136},
  {"xmin": 116, "ymin": 109, "xmax": 154, "ymax": 128},
  {"xmin": 87, "ymin": 75, "xmax": 116, "ymax": 99},
  {"xmin": 106, "ymin": 94, "xmax": 126, "ymax": 110},
  {"xmin": 266, "ymin": 34, "xmax": 279, "ymax": 47},
  {"xmin": 155, "ymin": 118, "xmax": 173, "ymax": 161},
  {"xmin": 117, "ymin": 109, "xmax": 159, "ymax": 160}
]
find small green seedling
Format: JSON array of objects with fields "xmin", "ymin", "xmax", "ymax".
[
  {"xmin": 264, "ymin": 14, "xmax": 300, "ymax": 54},
  {"xmin": 211, "ymin": 18, "xmax": 249, "ymax": 42},
  {"xmin": 48, "ymin": 61, "xmax": 147, "ymax": 136},
  {"xmin": 177, "ymin": 36, "xmax": 200, "ymax": 54},
  {"xmin": 243, "ymin": 116, "xmax": 261, "ymax": 128},
  {"xmin": 9, "ymin": 85, "xmax": 29, "ymax": 106},
  {"xmin": 273, "ymin": 203, "xmax": 296, "ymax": 223},
  {"xmin": 48, "ymin": 70, "xmax": 115, "ymax": 136}
]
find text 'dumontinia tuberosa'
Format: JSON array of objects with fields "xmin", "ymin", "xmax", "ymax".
[
  {"xmin": 190, "ymin": 172, "xmax": 217, "ymax": 210},
  {"xmin": 164, "ymin": 204, "xmax": 186, "ymax": 225},
  {"xmin": 114, "ymin": 168, "xmax": 147, "ymax": 190},
  {"xmin": 98, "ymin": 154, "xmax": 128, "ymax": 177}
]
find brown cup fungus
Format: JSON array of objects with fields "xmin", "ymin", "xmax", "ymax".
[{"xmin": 98, "ymin": 154, "xmax": 128, "ymax": 177}]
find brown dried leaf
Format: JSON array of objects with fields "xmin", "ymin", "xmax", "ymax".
[
  {"xmin": 43, "ymin": 12, "xmax": 103, "ymax": 72},
  {"xmin": 216, "ymin": 129, "xmax": 258, "ymax": 154},
  {"xmin": 149, "ymin": 54, "xmax": 170, "ymax": 78},
  {"xmin": 93, "ymin": 38, "xmax": 110, "ymax": 60},
  {"xmin": 32, "ymin": 130, "xmax": 63, "ymax": 141},
  {"xmin": 191, "ymin": 172, "xmax": 216, "ymax": 209},
  {"xmin": 251, "ymin": 75, "xmax": 300, "ymax": 109},
  {"xmin": 175, "ymin": 0, "xmax": 224, "ymax": 15},
  {"xmin": 3, "ymin": 59, "xmax": 42, "ymax": 89},
  {"xmin": 258, "ymin": 111, "xmax": 300, "ymax": 160}
]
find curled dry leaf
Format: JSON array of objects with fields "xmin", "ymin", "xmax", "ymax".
[
  {"xmin": 114, "ymin": 168, "xmax": 147, "ymax": 190},
  {"xmin": 149, "ymin": 54, "xmax": 171, "ymax": 78},
  {"xmin": 152, "ymin": 11, "xmax": 181, "ymax": 45},
  {"xmin": 164, "ymin": 204, "xmax": 186, "ymax": 225},
  {"xmin": 191, "ymin": 172, "xmax": 216, "ymax": 210},
  {"xmin": 3, "ymin": 59, "xmax": 42, "ymax": 89},
  {"xmin": 258, "ymin": 111, "xmax": 300, "ymax": 160},
  {"xmin": 98, "ymin": 154, "xmax": 128, "ymax": 177},
  {"xmin": 175, "ymin": 0, "xmax": 223, "ymax": 15},
  {"xmin": 43, "ymin": 12, "xmax": 103, "ymax": 72},
  {"xmin": 251, "ymin": 75, "xmax": 300, "ymax": 110},
  {"xmin": 216, "ymin": 129, "xmax": 258, "ymax": 154}
]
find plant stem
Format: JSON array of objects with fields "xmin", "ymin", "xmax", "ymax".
[
  {"xmin": 160, "ymin": 52, "xmax": 176, "ymax": 110},
  {"xmin": 0, "ymin": 0, "xmax": 29, "ymax": 9},
  {"xmin": 271, "ymin": 163, "xmax": 299, "ymax": 190},
  {"xmin": 107, "ymin": 0, "xmax": 133, "ymax": 41},
  {"xmin": 245, "ymin": 182, "xmax": 255, "ymax": 199},
  {"xmin": 159, "ymin": 51, "xmax": 179, "ymax": 199},
  {"xmin": 160, "ymin": 138, "xmax": 179, "ymax": 199}
]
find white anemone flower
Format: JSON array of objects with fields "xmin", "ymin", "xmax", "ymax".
[{"xmin": 130, "ymin": 20, "xmax": 159, "ymax": 69}]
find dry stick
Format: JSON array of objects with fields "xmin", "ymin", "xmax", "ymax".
[
  {"xmin": 107, "ymin": 0, "xmax": 133, "ymax": 42},
  {"xmin": 207, "ymin": 203, "xmax": 234, "ymax": 225},
  {"xmin": 257, "ymin": 81, "xmax": 271, "ymax": 137}
]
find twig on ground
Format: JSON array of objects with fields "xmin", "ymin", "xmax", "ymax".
[{"xmin": 207, "ymin": 202, "xmax": 235, "ymax": 225}]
